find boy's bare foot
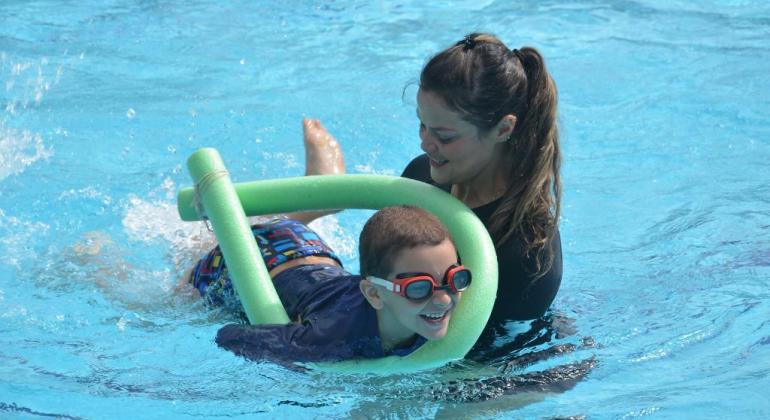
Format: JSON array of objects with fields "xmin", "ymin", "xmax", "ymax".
[
  {"xmin": 287, "ymin": 119, "xmax": 347, "ymax": 225},
  {"xmin": 302, "ymin": 118, "xmax": 345, "ymax": 176}
]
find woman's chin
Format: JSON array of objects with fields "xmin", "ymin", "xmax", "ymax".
[{"xmin": 429, "ymin": 167, "xmax": 452, "ymax": 186}]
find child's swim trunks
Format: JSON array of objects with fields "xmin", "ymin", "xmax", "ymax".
[{"xmin": 189, "ymin": 219, "xmax": 342, "ymax": 311}]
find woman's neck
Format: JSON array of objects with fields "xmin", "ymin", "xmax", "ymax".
[{"xmin": 451, "ymin": 158, "xmax": 508, "ymax": 208}]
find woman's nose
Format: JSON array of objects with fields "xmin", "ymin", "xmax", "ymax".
[{"xmin": 420, "ymin": 130, "xmax": 438, "ymax": 154}]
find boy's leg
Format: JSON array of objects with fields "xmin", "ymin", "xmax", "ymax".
[
  {"xmin": 303, "ymin": 118, "xmax": 345, "ymax": 176},
  {"xmin": 286, "ymin": 118, "xmax": 346, "ymax": 225}
]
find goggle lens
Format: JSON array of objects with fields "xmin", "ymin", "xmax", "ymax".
[
  {"xmin": 451, "ymin": 269, "xmax": 471, "ymax": 290},
  {"xmin": 404, "ymin": 280, "xmax": 434, "ymax": 300}
]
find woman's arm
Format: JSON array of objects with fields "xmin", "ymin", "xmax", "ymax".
[{"xmin": 492, "ymin": 229, "xmax": 562, "ymax": 321}]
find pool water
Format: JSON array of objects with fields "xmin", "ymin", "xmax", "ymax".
[{"xmin": 2, "ymin": 1, "xmax": 769, "ymax": 418}]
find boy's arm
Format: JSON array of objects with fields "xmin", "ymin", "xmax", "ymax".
[
  {"xmin": 216, "ymin": 323, "xmax": 302, "ymax": 362},
  {"xmin": 216, "ymin": 322, "xmax": 361, "ymax": 363}
]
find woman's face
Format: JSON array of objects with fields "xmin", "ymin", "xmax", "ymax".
[{"xmin": 416, "ymin": 89, "xmax": 505, "ymax": 188}]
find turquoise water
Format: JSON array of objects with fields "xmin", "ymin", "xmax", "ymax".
[{"xmin": 2, "ymin": 1, "xmax": 769, "ymax": 418}]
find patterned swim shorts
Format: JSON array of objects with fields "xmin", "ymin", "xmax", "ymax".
[{"xmin": 189, "ymin": 219, "xmax": 342, "ymax": 310}]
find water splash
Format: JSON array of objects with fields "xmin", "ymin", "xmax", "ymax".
[
  {"xmin": 2, "ymin": 56, "xmax": 61, "ymax": 115},
  {"xmin": 308, "ymin": 216, "xmax": 356, "ymax": 260},
  {"xmin": 0, "ymin": 122, "xmax": 53, "ymax": 182},
  {"xmin": 352, "ymin": 163, "xmax": 397, "ymax": 176},
  {"xmin": 0, "ymin": 208, "xmax": 50, "ymax": 268},
  {"xmin": 0, "ymin": 54, "xmax": 61, "ymax": 180},
  {"xmin": 121, "ymin": 178, "xmax": 216, "ymax": 270}
]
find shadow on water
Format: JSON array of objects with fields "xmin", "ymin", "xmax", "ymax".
[
  {"xmin": 0, "ymin": 402, "xmax": 82, "ymax": 420},
  {"xmin": 337, "ymin": 313, "xmax": 597, "ymax": 418},
  {"xmin": 427, "ymin": 313, "xmax": 597, "ymax": 403}
]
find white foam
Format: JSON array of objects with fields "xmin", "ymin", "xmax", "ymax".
[
  {"xmin": 3, "ymin": 56, "xmax": 62, "ymax": 115},
  {"xmin": 58, "ymin": 186, "xmax": 112, "ymax": 203},
  {"xmin": 308, "ymin": 216, "xmax": 356, "ymax": 260},
  {"xmin": 120, "ymin": 178, "xmax": 358, "ymax": 269},
  {"xmin": 259, "ymin": 151, "xmax": 300, "ymax": 169},
  {"xmin": 0, "ymin": 208, "xmax": 51, "ymax": 268},
  {"xmin": 353, "ymin": 163, "xmax": 396, "ymax": 176},
  {"xmin": 121, "ymin": 178, "xmax": 215, "ymax": 267},
  {"xmin": 1, "ymin": 55, "xmax": 59, "ymax": 180},
  {"xmin": 0, "ymin": 122, "xmax": 53, "ymax": 182}
]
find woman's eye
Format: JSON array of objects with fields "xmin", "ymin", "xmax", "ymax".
[{"xmin": 438, "ymin": 136, "xmax": 455, "ymax": 144}]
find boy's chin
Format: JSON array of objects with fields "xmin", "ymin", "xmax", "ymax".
[
  {"xmin": 427, "ymin": 331, "xmax": 448, "ymax": 340},
  {"xmin": 419, "ymin": 314, "xmax": 452, "ymax": 340},
  {"xmin": 421, "ymin": 328, "xmax": 449, "ymax": 341}
]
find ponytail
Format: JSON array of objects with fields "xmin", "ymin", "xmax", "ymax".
[{"xmin": 490, "ymin": 46, "xmax": 561, "ymax": 279}]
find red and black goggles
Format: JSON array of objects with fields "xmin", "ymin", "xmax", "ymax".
[{"xmin": 368, "ymin": 264, "xmax": 472, "ymax": 301}]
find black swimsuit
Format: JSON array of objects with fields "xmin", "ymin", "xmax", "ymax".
[{"xmin": 401, "ymin": 154, "xmax": 563, "ymax": 322}]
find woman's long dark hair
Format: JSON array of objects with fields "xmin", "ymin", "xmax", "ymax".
[{"xmin": 420, "ymin": 33, "xmax": 561, "ymax": 280}]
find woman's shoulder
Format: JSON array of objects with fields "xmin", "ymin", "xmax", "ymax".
[
  {"xmin": 400, "ymin": 154, "xmax": 432, "ymax": 183},
  {"xmin": 401, "ymin": 154, "xmax": 453, "ymax": 192}
]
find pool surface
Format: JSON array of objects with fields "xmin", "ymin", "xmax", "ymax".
[{"xmin": 1, "ymin": 1, "xmax": 769, "ymax": 418}]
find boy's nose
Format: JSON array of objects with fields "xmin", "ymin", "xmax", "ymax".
[{"xmin": 429, "ymin": 289, "xmax": 452, "ymax": 307}]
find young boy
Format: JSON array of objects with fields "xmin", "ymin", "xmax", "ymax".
[{"xmin": 185, "ymin": 205, "xmax": 471, "ymax": 363}]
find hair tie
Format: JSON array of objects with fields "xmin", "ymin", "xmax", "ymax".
[
  {"xmin": 512, "ymin": 48, "xmax": 524, "ymax": 62},
  {"xmin": 192, "ymin": 169, "xmax": 229, "ymax": 231},
  {"xmin": 462, "ymin": 35, "xmax": 476, "ymax": 50}
]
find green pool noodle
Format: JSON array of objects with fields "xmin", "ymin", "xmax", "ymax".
[
  {"xmin": 185, "ymin": 149, "xmax": 289, "ymax": 325},
  {"xmin": 179, "ymin": 148, "xmax": 497, "ymax": 373}
]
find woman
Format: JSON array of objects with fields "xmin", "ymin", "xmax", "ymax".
[{"xmin": 306, "ymin": 32, "xmax": 562, "ymax": 323}]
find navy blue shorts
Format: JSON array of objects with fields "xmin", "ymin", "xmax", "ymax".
[{"xmin": 189, "ymin": 219, "xmax": 342, "ymax": 310}]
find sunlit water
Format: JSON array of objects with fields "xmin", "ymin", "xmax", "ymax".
[{"xmin": 1, "ymin": 1, "xmax": 769, "ymax": 418}]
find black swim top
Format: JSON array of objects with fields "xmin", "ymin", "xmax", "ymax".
[{"xmin": 401, "ymin": 154, "xmax": 563, "ymax": 322}]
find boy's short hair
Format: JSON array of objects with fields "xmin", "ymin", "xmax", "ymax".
[{"xmin": 359, "ymin": 205, "xmax": 453, "ymax": 279}]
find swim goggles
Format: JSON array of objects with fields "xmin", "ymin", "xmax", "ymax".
[{"xmin": 368, "ymin": 264, "xmax": 472, "ymax": 301}]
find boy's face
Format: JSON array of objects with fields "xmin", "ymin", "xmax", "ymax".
[{"xmin": 376, "ymin": 239, "xmax": 462, "ymax": 341}]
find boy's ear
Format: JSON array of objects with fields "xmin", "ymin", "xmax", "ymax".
[{"xmin": 359, "ymin": 278, "xmax": 385, "ymax": 310}]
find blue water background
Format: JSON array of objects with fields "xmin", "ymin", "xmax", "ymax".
[{"xmin": 1, "ymin": 1, "xmax": 769, "ymax": 418}]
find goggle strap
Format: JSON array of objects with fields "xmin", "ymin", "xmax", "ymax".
[{"xmin": 367, "ymin": 276, "xmax": 400, "ymax": 293}]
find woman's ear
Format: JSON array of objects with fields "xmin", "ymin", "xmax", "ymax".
[
  {"xmin": 360, "ymin": 278, "xmax": 385, "ymax": 310},
  {"xmin": 494, "ymin": 114, "xmax": 517, "ymax": 143}
]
